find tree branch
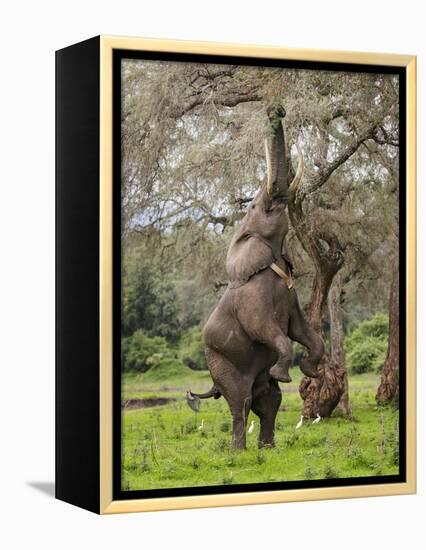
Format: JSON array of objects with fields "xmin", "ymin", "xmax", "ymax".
[
  {"xmin": 173, "ymin": 89, "xmax": 262, "ymax": 118},
  {"xmin": 298, "ymin": 123, "xmax": 378, "ymax": 201}
]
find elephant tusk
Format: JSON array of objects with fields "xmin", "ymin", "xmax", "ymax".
[
  {"xmin": 264, "ymin": 138, "xmax": 273, "ymax": 196},
  {"xmin": 289, "ymin": 142, "xmax": 304, "ymax": 193}
]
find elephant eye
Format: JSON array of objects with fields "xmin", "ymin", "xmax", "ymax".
[{"xmin": 251, "ymin": 204, "xmax": 256, "ymax": 209}]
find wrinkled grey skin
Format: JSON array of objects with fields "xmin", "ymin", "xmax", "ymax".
[{"xmin": 189, "ymin": 106, "xmax": 324, "ymax": 450}]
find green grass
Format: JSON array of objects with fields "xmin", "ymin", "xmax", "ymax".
[{"xmin": 121, "ymin": 368, "xmax": 399, "ymax": 491}]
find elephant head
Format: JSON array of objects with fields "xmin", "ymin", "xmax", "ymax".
[{"xmin": 226, "ymin": 104, "xmax": 303, "ymax": 287}]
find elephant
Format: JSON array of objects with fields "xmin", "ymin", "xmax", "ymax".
[{"xmin": 187, "ymin": 105, "xmax": 324, "ymax": 450}]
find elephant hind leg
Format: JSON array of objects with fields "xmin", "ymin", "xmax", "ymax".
[
  {"xmin": 251, "ymin": 375, "xmax": 282, "ymax": 448},
  {"xmin": 288, "ymin": 297, "xmax": 324, "ymax": 378},
  {"xmin": 205, "ymin": 347, "xmax": 253, "ymax": 450}
]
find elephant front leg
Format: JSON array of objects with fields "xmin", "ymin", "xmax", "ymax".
[
  {"xmin": 288, "ymin": 296, "xmax": 324, "ymax": 378},
  {"xmin": 235, "ymin": 289, "xmax": 293, "ymax": 383},
  {"xmin": 263, "ymin": 326, "xmax": 293, "ymax": 383}
]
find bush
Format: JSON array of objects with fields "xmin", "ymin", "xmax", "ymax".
[
  {"xmin": 346, "ymin": 313, "xmax": 388, "ymax": 374},
  {"xmin": 347, "ymin": 337, "xmax": 388, "ymax": 374},
  {"xmin": 122, "ymin": 329, "xmax": 187, "ymax": 376},
  {"xmin": 178, "ymin": 327, "xmax": 207, "ymax": 370},
  {"xmin": 122, "ymin": 263, "xmax": 182, "ymax": 343},
  {"xmin": 145, "ymin": 355, "xmax": 190, "ymax": 380}
]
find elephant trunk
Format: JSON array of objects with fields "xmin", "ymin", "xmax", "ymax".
[{"xmin": 265, "ymin": 104, "xmax": 288, "ymax": 198}]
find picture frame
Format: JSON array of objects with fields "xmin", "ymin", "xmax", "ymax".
[{"xmin": 56, "ymin": 35, "xmax": 416, "ymax": 514}]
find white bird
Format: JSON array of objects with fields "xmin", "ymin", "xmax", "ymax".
[
  {"xmin": 248, "ymin": 420, "xmax": 255, "ymax": 434},
  {"xmin": 312, "ymin": 413, "xmax": 322, "ymax": 425},
  {"xmin": 198, "ymin": 419, "xmax": 204, "ymax": 430},
  {"xmin": 295, "ymin": 415, "xmax": 304, "ymax": 430}
]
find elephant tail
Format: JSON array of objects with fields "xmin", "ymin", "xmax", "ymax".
[{"xmin": 186, "ymin": 386, "xmax": 221, "ymax": 412}]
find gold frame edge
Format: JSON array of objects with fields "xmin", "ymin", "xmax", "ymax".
[
  {"xmin": 99, "ymin": 37, "xmax": 114, "ymax": 513},
  {"xmin": 99, "ymin": 36, "xmax": 417, "ymax": 515}
]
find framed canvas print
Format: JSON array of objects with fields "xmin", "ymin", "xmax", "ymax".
[{"xmin": 55, "ymin": 36, "xmax": 416, "ymax": 514}]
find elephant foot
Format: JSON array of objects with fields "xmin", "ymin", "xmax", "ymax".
[
  {"xmin": 232, "ymin": 439, "xmax": 246, "ymax": 450},
  {"xmin": 269, "ymin": 364, "xmax": 292, "ymax": 383},
  {"xmin": 300, "ymin": 360, "xmax": 319, "ymax": 379},
  {"xmin": 258, "ymin": 440, "xmax": 275, "ymax": 449}
]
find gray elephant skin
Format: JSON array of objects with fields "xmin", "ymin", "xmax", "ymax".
[{"xmin": 188, "ymin": 106, "xmax": 324, "ymax": 450}]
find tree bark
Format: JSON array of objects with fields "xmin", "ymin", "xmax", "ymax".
[
  {"xmin": 289, "ymin": 200, "xmax": 345, "ymax": 419},
  {"xmin": 298, "ymin": 272, "xmax": 346, "ymax": 419},
  {"xmin": 328, "ymin": 275, "xmax": 352, "ymax": 418},
  {"xmin": 376, "ymin": 258, "xmax": 400, "ymax": 404}
]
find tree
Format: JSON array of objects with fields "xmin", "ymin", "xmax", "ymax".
[
  {"xmin": 328, "ymin": 274, "xmax": 352, "ymax": 417},
  {"xmin": 122, "ymin": 259, "xmax": 182, "ymax": 343},
  {"xmin": 285, "ymin": 73, "xmax": 399, "ymax": 417},
  {"xmin": 120, "ymin": 59, "xmax": 400, "ymax": 401},
  {"xmin": 376, "ymin": 254, "xmax": 400, "ymax": 404}
]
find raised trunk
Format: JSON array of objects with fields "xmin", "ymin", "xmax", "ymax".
[
  {"xmin": 328, "ymin": 275, "xmax": 352, "ymax": 418},
  {"xmin": 376, "ymin": 258, "xmax": 400, "ymax": 404},
  {"xmin": 265, "ymin": 105, "xmax": 289, "ymax": 197}
]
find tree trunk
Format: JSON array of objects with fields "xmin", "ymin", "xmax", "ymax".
[
  {"xmin": 286, "ymin": 126, "xmax": 379, "ymax": 419},
  {"xmin": 376, "ymin": 258, "xmax": 400, "ymax": 404},
  {"xmin": 288, "ymin": 197, "xmax": 345, "ymax": 418},
  {"xmin": 298, "ymin": 271, "xmax": 346, "ymax": 419},
  {"xmin": 328, "ymin": 275, "xmax": 352, "ymax": 418}
]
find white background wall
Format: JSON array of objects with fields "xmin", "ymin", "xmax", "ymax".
[{"xmin": 0, "ymin": 1, "xmax": 423, "ymax": 548}]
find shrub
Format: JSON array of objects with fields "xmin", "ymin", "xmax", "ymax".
[
  {"xmin": 178, "ymin": 327, "xmax": 207, "ymax": 370},
  {"xmin": 346, "ymin": 313, "xmax": 388, "ymax": 374},
  {"xmin": 122, "ymin": 330, "xmax": 169, "ymax": 372},
  {"xmin": 146, "ymin": 355, "xmax": 189, "ymax": 380},
  {"xmin": 122, "ymin": 263, "xmax": 181, "ymax": 343},
  {"xmin": 122, "ymin": 329, "xmax": 188, "ymax": 377},
  {"xmin": 347, "ymin": 337, "xmax": 388, "ymax": 374}
]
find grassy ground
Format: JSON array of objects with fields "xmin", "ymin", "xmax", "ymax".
[{"xmin": 121, "ymin": 368, "xmax": 399, "ymax": 491}]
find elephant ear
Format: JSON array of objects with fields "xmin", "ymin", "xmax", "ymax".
[{"xmin": 226, "ymin": 233, "xmax": 274, "ymax": 288}]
